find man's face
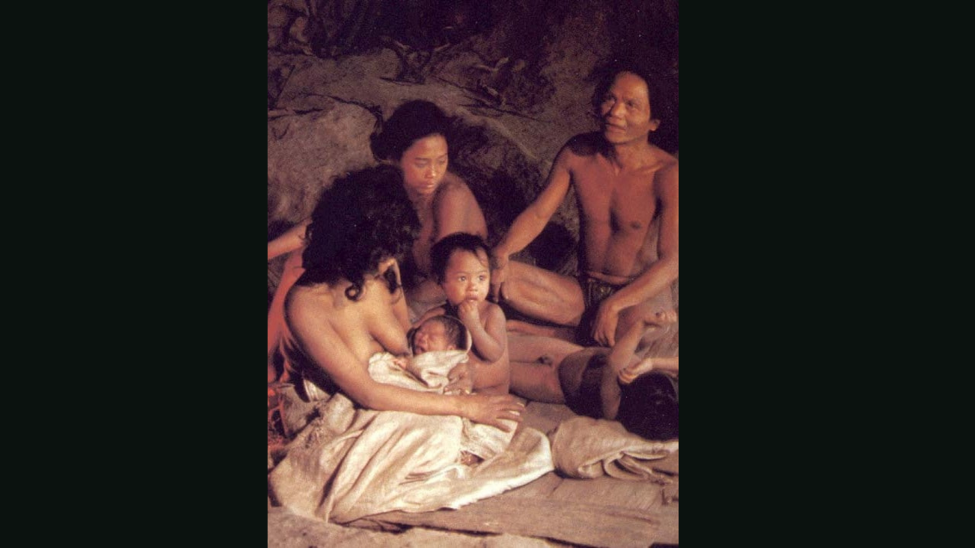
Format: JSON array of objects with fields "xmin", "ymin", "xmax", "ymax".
[
  {"xmin": 412, "ymin": 320, "xmax": 453, "ymax": 354},
  {"xmin": 440, "ymin": 248, "xmax": 490, "ymax": 307},
  {"xmin": 398, "ymin": 134, "xmax": 449, "ymax": 197},
  {"xmin": 599, "ymin": 72, "xmax": 660, "ymax": 144}
]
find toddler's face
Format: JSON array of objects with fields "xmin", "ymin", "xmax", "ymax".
[
  {"xmin": 412, "ymin": 321, "xmax": 454, "ymax": 354},
  {"xmin": 440, "ymin": 249, "xmax": 490, "ymax": 307}
]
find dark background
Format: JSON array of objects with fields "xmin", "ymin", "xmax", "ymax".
[{"xmin": 11, "ymin": 2, "xmax": 971, "ymax": 548}]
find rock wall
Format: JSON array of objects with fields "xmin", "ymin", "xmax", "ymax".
[{"xmin": 268, "ymin": 0, "xmax": 678, "ymax": 294}]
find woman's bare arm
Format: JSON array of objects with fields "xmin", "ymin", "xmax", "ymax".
[
  {"xmin": 268, "ymin": 219, "xmax": 311, "ymax": 261},
  {"xmin": 286, "ymin": 289, "xmax": 523, "ymax": 430}
]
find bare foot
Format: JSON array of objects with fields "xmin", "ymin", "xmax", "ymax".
[
  {"xmin": 618, "ymin": 357, "xmax": 655, "ymax": 384},
  {"xmin": 618, "ymin": 356, "xmax": 679, "ymax": 384},
  {"xmin": 644, "ymin": 308, "xmax": 678, "ymax": 327}
]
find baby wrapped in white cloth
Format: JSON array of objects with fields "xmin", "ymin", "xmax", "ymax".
[{"xmin": 367, "ymin": 315, "xmax": 515, "ymax": 460}]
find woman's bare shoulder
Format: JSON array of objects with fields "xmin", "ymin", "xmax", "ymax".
[
  {"xmin": 283, "ymin": 283, "xmax": 339, "ymax": 339},
  {"xmin": 438, "ymin": 172, "xmax": 477, "ymax": 198},
  {"xmin": 434, "ymin": 172, "xmax": 487, "ymax": 235}
]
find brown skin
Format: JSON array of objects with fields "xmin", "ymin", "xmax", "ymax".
[
  {"xmin": 404, "ymin": 170, "xmax": 488, "ymax": 321},
  {"xmin": 508, "ymin": 309, "xmax": 678, "ymax": 420},
  {"xmin": 267, "ymin": 137, "xmax": 488, "ymax": 381},
  {"xmin": 416, "ymin": 248, "xmax": 510, "ymax": 396},
  {"xmin": 268, "ymin": 248, "xmax": 306, "ymax": 382},
  {"xmin": 414, "ymin": 245, "xmax": 510, "ymax": 395},
  {"xmin": 281, "ymin": 257, "xmax": 523, "ymax": 431},
  {"xmin": 490, "ymin": 72, "xmax": 678, "ymax": 350},
  {"xmin": 417, "ymin": 302, "xmax": 510, "ymax": 396}
]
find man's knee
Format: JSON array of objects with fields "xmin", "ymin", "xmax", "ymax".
[{"xmin": 503, "ymin": 263, "xmax": 584, "ymax": 326}]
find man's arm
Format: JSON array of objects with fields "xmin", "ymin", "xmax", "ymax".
[
  {"xmin": 592, "ymin": 164, "xmax": 678, "ymax": 346},
  {"xmin": 490, "ymin": 148, "xmax": 574, "ymax": 300},
  {"xmin": 268, "ymin": 219, "xmax": 311, "ymax": 261}
]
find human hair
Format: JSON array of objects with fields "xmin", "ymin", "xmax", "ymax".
[
  {"xmin": 591, "ymin": 60, "xmax": 678, "ymax": 153},
  {"xmin": 429, "ymin": 232, "xmax": 490, "ymax": 284},
  {"xmin": 299, "ymin": 165, "xmax": 421, "ymax": 300},
  {"xmin": 411, "ymin": 315, "xmax": 468, "ymax": 353},
  {"xmin": 370, "ymin": 100, "xmax": 453, "ymax": 162}
]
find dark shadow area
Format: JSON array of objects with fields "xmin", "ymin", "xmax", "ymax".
[
  {"xmin": 447, "ymin": 119, "xmax": 547, "ymax": 243},
  {"xmin": 269, "ymin": 0, "xmax": 500, "ymax": 58},
  {"xmin": 526, "ymin": 222, "xmax": 577, "ymax": 273}
]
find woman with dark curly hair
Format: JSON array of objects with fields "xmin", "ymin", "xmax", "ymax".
[
  {"xmin": 276, "ymin": 165, "xmax": 522, "ymax": 435},
  {"xmin": 268, "ymin": 100, "xmax": 488, "ymax": 383}
]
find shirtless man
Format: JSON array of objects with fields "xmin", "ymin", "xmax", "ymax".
[{"xmin": 490, "ymin": 65, "xmax": 678, "ymax": 355}]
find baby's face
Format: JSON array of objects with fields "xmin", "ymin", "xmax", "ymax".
[
  {"xmin": 412, "ymin": 321, "xmax": 454, "ymax": 354},
  {"xmin": 440, "ymin": 249, "xmax": 490, "ymax": 307}
]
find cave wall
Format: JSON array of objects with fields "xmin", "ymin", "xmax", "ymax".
[{"xmin": 268, "ymin": 0, "xmax": 678, "ymax": 280}]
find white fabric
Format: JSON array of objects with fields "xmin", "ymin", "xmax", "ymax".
[
  {"xmin": 548, "ymin": 416, "xmax": 678, "ymax": 481},
  {"xmin": 368, "ymin": 351, "xmax": 516, "ymax": 459},
  {"xmin": 269, "ymin": 353, "xmax": 553, "ymax": 524}
]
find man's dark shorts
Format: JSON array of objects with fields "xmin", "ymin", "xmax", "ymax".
[{"xmin": 574, "ymin": 275, "xmax": 629, "ymax": 346}]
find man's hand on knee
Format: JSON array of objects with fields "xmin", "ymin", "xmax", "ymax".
[{"xmin": 489, "ymin": 252, "xmax": 510, "ymax": 302}]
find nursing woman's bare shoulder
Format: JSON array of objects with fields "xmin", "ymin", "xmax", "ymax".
[{"xmin": 284, "ymin": 283, "xmax": 368, "ymax": 339}]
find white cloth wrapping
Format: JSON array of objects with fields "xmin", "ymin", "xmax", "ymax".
[
  {"xmin": 368, "ymin": 351, "xmax": 516, "ymax": 458},
  {"xmin": 548, "ymin": 416, "xmax": 678, "ymax": 481},
  {"xmin": 269, "ymin": 352, "xmax": 553, "ymax": 524}
]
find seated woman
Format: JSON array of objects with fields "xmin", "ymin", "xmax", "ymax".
[
  {"xmin": 277, "ymin": 164, "xmax": 522, "ymax": 436},
  {"xmin": 268, "ymin": 99, "xmax": 488, "ymax": 383}
]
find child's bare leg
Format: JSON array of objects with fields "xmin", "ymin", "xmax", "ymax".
[
  {"xmin": 646, "ymin": 308, "xmax": 678, "ymax": 326},
  {"xmin": 509, "ymin": 361, "xmax": 564, "ymax": 403},
  {"xmin": 619, "ymin": 356, "xmax": 679, "ymax": 385},
  {"xmin": 621, "ymin": 305, "xmax": 679, "ymax": 357},
  {"xmin": 506, "ymin": 319, "xmax": 576, "ymax": 341},
  {"xmin": 508, "ymin": 334, "xmax": 583, "ymax": 364},
  {"xmin": 507, "ymin": 333, "xmax": 586, "ymax": 402},
  {"xmin": 598, "ymin": 308, "xmax": 678, "ymax": 416},
  {"xmin": 599, "ymin": 358, "xmax": 623, "ymax": 419}
]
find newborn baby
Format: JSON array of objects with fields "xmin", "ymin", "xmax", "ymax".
[{"xmin": 367, "ymin": 315, "xmax": 515, "ymax": 463}]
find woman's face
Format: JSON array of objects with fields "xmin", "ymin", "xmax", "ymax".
[{"xmin": 398, "ymin": 134, "xmax": 448, "ymax": 197}]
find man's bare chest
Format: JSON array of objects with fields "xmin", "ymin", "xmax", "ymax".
[{"xmin": 572, "ymin": 169, "xmax": 659, "ymax": 233}]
